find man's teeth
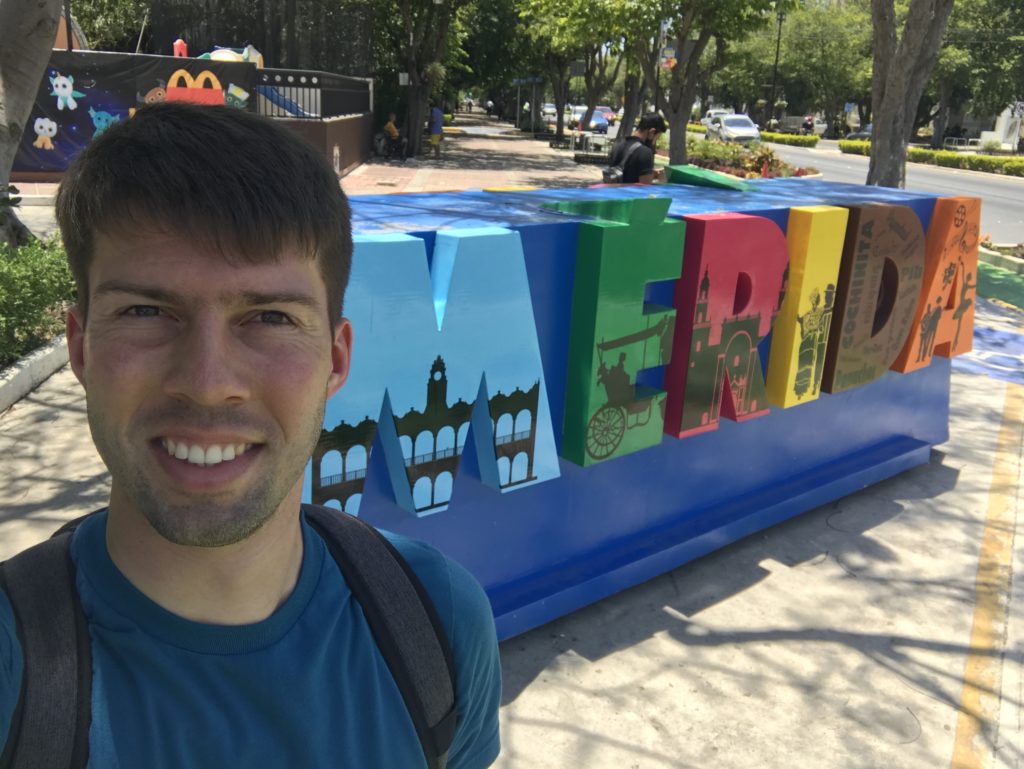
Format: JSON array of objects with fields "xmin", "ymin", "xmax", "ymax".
[{"xmin": 161, "ymin": 439, "xmax": 251, "ymax": 466}]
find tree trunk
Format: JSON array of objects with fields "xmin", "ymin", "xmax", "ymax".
[
  {"xmin": 931, "ymin": 78, "xmax": 950, "ymax": 149},
  {"xmin": 285, "ymin": 0, "xmax": 298, "ymax": 67},
  {"xmin": 548, "ymin": 61, "xmax": 570, "ymax": 139},
  {"xmin": 650, "ymin": 27, "xmax": 713, "ymax": 166},
  {"xmin": 0, "ymin": 0, "xmax": 62, "ymax": 248},
  {"xmin": 619, "ymin": 66, "xmax": 645, "ymax": 142},
  {"xmin": 866, "ymin": 0, "xmax": 955, "ymax": 187}
]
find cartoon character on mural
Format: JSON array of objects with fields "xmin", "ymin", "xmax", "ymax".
[
  {"xmin": 88, "ymin": 107, "xmax": 121, "ymax": 137},
  {"xmin": 225, "ymin": 84, "xmax": 250, "ymax": 109},
  {"xmin": 140, "ymin": 81, "xmax": 167, "ymax": 105},
  {"xmin": 49, "ymin": 73, "xmax": 85, "ymax": 110},
  {"xmin": 32, "ymin": 117, "xmax": 58, "ymax": 150}
]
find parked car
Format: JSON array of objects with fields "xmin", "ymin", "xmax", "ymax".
[
  {"xmin": 700, "ymin": 108, "xmax": 733, "ymax": 127},
  {"xmin": 541, "ymin": 103, "xmax": 557, "ymax": 118},
  {"xmin": 708, "ymin": 114, "xmax": 761, "ymax": 143},
  {"xmin": 594, "ymin": 105, "xmax": 617, "ymax": 125},
  {"xmin": 846, "ymin": 123, "xmax": 872, "ymax": 140},
  {"xmin": 568, "ymin": 106, "xmax": 609, "ymax": 133}
]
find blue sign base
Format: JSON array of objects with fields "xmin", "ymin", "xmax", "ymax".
[{"xmin": 329, "ymin": 180, "xmax": 955, "ymax": 640}]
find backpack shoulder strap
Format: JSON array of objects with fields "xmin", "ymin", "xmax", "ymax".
[
  {"xmin": 302, "ymin": 504, "xmax": 457, "ymax": 769},
  {"xmin": 0, "ymin": 532, "xmax": 92, "ymax": 769},
  {"xmin": 619, "ymin": 138, "xmax": 644, "ymax": 168}
]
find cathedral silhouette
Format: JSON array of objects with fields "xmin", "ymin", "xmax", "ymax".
[{"xmin": 312, "ymin": 356, "xmax": 541, "ymax": 512}]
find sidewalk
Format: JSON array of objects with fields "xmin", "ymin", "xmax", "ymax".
[{"xmin": 4, "ymin": 118, "xmax": 1024, "ymax": 768}]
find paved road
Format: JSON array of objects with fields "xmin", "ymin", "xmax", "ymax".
[{"xmin": 768, "ymin": 141, "xmax": 1024, "ymax": 245}]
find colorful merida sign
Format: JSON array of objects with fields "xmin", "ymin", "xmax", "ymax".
[{"xmin": 307, "ymin": 188, "xmax": 979, "ymax": 513}]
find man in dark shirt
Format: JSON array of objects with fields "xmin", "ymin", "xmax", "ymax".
[{"xmin": 608, "ymin": 112, "xmax": 667, "ymax": 184}]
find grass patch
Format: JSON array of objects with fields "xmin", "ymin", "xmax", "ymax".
[{"xmin": 977, "ymin": 262, "xmax": 1024, "ymax": 311}]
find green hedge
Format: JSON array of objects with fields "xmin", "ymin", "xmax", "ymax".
[
  {"xmin": 840, "ymin": 141, "xmax": 1024, "ymax": 176},
  {"xmin": 838, "ymin": 139, "xmax": 870, "ymax": 155},
  {"xmin": 760, "ymin": 132, "xmax": 820, "ymax": 147},
  {"xmin": 687, "ymin": 123, "xmax": 707, "ymax": 134},
  {"xmin": 0, "ymin": 238, "xmax": 76, "ymax": 368}
]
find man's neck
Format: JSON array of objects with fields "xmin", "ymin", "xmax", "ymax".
[{"xmin": 104, "ymin": 489, "xmax": 305, "ymax": 626}]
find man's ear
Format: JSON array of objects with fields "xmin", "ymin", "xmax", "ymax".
[
  {"xmin": 326, "ymin": 318, "xmax": 352, "ymax": 399},
  {"xmin": 66, "ymin": 305, "xmax": 87, "ymax": 387}
]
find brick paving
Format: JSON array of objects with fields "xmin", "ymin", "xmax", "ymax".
[{"xmin": 341, "ymin": 116, "xmax": 602, "ymax": 196}]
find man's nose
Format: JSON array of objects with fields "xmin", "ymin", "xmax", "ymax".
[{"xmin": 162, "ymin": 320, "xmax": 251, "ymax": 406}]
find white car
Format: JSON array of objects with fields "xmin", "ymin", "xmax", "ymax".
[
  {"xmin": 708, "ymin": 114, "xmax": 761, "ymax": 144},
  {"xmin": 700, "ymin": 108, "xmax": 733, "ymax": 127}
]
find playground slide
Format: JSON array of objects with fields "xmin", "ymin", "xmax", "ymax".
[{"xmin": 256, "ymin": 85, "xmax": 318, "ymax": 118}]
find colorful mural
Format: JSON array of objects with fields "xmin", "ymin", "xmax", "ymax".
[{"xmin": 14, "ymin": 51, "xmax": 255, "ymax": 175}]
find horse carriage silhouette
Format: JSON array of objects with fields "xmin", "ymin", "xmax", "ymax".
[{"xmin": 586, "ymin": 316, "xmax": 673, "ymax": 461}]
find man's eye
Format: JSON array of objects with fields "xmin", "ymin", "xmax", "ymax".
[
  {"xmin": 257, "ymin": 310, "xmax": 293, "ymax": 325},
  {"xmin": 124, "ymin": 305, "xmax": 161, "ymax": 317}
]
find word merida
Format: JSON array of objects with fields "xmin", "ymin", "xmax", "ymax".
[{"xmin": 314, "ymin": 193, "xmax": 979, "ymax": 513}]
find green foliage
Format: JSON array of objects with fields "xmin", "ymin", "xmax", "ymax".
[
  {"xmin": 859, "ymin": 146, "xmax": 1024, "ymax": 177},
  {"xmin": 759, "ymin": 131, "xmax": 819, "ymax": 147},
  {"xmin": 0, "ymin": 239, "xmax": 76, "ymax": 368},
  {"xmin": 74, "ymin": 0, "xmax": 149, "ymax": 51},
  {"xmin": 709, "ymin": 0, "xmax": 871, "ymax": 131},
  {"xmin": 838, "ymin": 140, "xmax": 871, "ymax": 155},
  {"xmin": 977, "ymin": 262, "xmax": 1024, "ymax": 311}
]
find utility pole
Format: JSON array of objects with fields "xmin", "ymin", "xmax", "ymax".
[{"xmin": 768, "ymin": 11, "xmax": 785, "ymax": 128}]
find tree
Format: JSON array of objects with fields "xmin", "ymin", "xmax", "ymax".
[
  {"xmin": 74, "ymin": 0, "xmax": 147, "ymax": 52},
  {"xmin": 782, "ymin": 1, "xmax": 871, "ymax": 139},
  {"xmin": 518, "ymin": 0, "xmax": 587, "ymax": 139},
  {"xmin": 866, "ymin": 0, "xmax": 955, "ymax": 187},
  {"xmin": 397, "ymin": 0, "xmax": 478, "ymax": 156},
  {"xmin": 0, "ymin": 0, "xmax": 63, "ymax": 248},
  {"xmin": 642, "ymin": 0, "xmax": 784, "ymax": 165}
]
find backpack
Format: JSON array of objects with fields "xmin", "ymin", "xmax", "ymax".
[
  {"xmin": 0, "ymin": 504, "xmax": 457, "ymax": 769},
  {"xmin": 601, "ymin": 139, "xmax": 644, "ymax": 183}
]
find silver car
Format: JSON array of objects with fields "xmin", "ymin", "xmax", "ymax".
[{"xmin": 708, "ymin": 114, "xmax": 761, "ymax": 144}]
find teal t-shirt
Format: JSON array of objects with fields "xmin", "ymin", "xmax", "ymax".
[{"xmin": 0, "ymin": 511, "xmax": 501, "ymax": 768}]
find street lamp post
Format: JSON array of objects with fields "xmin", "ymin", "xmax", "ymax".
[{"xmin": 768, "ymin": 11, "xmax": 784, "ymax": 128}]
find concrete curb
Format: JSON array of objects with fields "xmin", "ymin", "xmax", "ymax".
[
  {"xmin": 19, "ymin": 196, "xmax": 54, "ymax": 207},
  {"xmin": 0, "ymin": 335, "xmax": 68, "ymax": 414},
  {"xmin": 980, "ymin": 245, "xmax": 1024, "ymax": 275}
]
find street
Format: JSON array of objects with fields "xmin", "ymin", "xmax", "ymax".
[{"xmin": 768, "ymin": 140, "xmax": 1024, "ymax": 244}]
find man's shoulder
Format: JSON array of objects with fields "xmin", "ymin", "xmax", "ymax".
[
  {"xmin": 366, "ymin": 529, "xmax": 501, "ymax": 769},
  {"xmin": 380, "ymin": 530, "xmax": 492, "ymax": 635}
]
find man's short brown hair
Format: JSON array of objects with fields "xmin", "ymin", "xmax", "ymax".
[{"xmin": 56, "ymin": 102, "xmax": 352, "ymax": 325}]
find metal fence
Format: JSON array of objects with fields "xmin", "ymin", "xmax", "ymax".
[{"xmin": 255, "ymin": 68, "xmax": 372, "ymax": 120}]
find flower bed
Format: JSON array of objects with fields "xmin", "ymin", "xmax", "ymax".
[{"xmin": 682, "ymin": 138, "xmax": 815, "ymax": 179}]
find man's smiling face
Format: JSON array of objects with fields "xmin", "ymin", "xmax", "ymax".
[{"xmin": 67, "ymin": 229, "xmax": 350, "ymax": 547}]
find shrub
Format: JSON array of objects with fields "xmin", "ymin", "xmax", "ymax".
[
  {"xmin": 687, "ymin": 122, "xmax": 707, "ymax": 134},
  {"xmin": 980, "ymin": 139, "xmax": 1002, "ymax": 154},
  {"xmin": 907, "ymin": 147, "xmax": 937, "ymax": 163},
  {"xmin": 838, "ymin": 140, "xmax": 870, "ymax": 155},
  {"xmin": 0, "ymin": 238, "xmax": 76, "ymax": 368},
  {"xmin": 760, "ymin": 132, "xmax": 819, "ymax": 148},
  {"xmin": 843, "ymin": 143, "xmax": 1024, "ymax": 177},
  {"xmin": 1003, "ymin": 159, "xmax": 1024, "ymax": 177}
]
